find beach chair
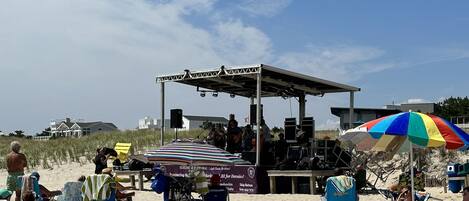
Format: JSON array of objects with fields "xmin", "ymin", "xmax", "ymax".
[
  {"xmin": 323, "ymin": 175, "xmax": 357, "ymax": 201},
  {"xmin": 56, "ymin": 182, "xmax": 83, "ymax": 201},
  {"xmin": 114, "ymin": 143, "xmax": 132, "ymax": 162},
  {"xmin": 82, "ymin": 174, "xmax": 116, "ymax": 201}
]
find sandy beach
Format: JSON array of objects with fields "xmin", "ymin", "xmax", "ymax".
[{"xmin": 0, "ymin": 162, "xmax": 463, "ymax": 201}]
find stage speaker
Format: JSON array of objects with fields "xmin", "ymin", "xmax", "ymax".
[
  {"xmin": 250, "ymin": 104, "xmax": 263, "ymax": 125},
  {"xmin": 301, "ymin": 117, "xmax": 315, "ymax": 139},
  {"xmin": 170, "ymin": 109, "xmax": 183, "ymax": 128},
  {"xmin": 284, "ymin": 118, "xmax": 296, "ymax": 141}
]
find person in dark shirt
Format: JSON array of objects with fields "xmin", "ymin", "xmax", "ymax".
[
  {"xmin": 274, "ymin": 133, "xmax": 288, "ymax": 163},
  {"xmin": 226, "ymin": 119, "xmax": 242, "ymax": 153},
  {"xmin": 93, "ymin": 148, "xmax": 110, "ymax": 174},
  {"xmin": 242, "ymin": 125, "xmax": 255, "ymax": 151}
]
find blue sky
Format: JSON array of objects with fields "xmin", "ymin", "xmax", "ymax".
[{"xmin": 1, "ymin": 0, "xmax": 468, "ymax": 134}]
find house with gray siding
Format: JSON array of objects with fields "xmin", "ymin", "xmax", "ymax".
[{"xmin": 51, "ymin": 118, "xmax": 118, "ymax": 137}]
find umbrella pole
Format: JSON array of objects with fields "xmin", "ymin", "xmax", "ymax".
[{"xmin": 410, "ymin": 142, "xmax": 415, "ymax": 201}]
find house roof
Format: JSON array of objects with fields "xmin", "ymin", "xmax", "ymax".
[
  {"xmin": 330, "ymin": 107, "xmax": 401, "ymax": 117},
  {"xmin": 156, "ymin": 64, "xmax": 360, "ymax": 98},
  {"xmin": 74, "ymin": 122, "xmax": 118, "ymax": 129},
  {"xmin": 57, "ymin": 122, "xmax": 74, "ymax": 129},
  {"xmin": 183, "ymin": 115, "xmax": 229, "ymax": 122}
]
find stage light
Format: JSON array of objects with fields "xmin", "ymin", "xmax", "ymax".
[
  {"xmin": 200, "ymin": 92, "xmax": 206, "ymax": 97},
  {"xmin": 230, "ymin": 93, "xmax": 235, "ymax": 98},
  {"xmin": 212, "ymin": 92, "xmax": 218, "ymax": 97}
]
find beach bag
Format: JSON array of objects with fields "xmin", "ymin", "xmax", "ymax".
[
  {"xmin": 0, "ymin": 189, "xmax": 12, "ymax": 199},
  {"xmin": 151, "ymin": 174, "xmax": 167, "ymax": 194}
]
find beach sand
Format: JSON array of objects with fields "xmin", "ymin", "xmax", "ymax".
[{"xmin": 0, "ymin": 162, "xmax": 462, "ymax": 201}]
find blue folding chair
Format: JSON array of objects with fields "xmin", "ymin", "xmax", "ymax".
[
  {"xmin": 57, "ymin": 182, "xmax": 83, "ymax": 201},
  {"xmin": 323, "ymin": 176, "xmax": 357, "ymax": 201}
]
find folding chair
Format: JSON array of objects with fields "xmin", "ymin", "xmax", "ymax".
[
  {"xmin": 57, "ymin": 182, "xmax": 83, "ymax": 201},
  {"xmin": 114, "ymin": 143, "xmax": 132, "ymax": 162}
]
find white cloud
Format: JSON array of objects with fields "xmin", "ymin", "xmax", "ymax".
[
  {"xmin": 275, "ymin": 45, "xmax": 396, "ymax": 82},
  {"xmin": 402, "ymin": 47, "xmax": 469, "ymax": 68},
  {"xmin": 0, "ymin": 0, "xmax": 401, "ymax": 134},
  {"xmin": 238, "ymin": 0, "xmax": 292, "ymax": 17},
  {"xmin": 0, "ymin": 0, "xmax": 273, "ymax": 133},
  {"xmin": 213, "ymin": 20, "xmax": 272, "ymax": 64}
]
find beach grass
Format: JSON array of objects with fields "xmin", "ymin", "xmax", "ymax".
[
  {"xmin": 0, "ymin": 129, "xmax": 208, "ymax": 169},
  {"xmin": 0, "ymin": 129, "xmax": 338, "ymax": 170}
]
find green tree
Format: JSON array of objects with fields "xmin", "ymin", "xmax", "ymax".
[
  {"xmin": 36, "ymin": 127, "xmax": 51, "ymax": 136},
  {"xmin": 434, "ymin": 96, "xmax": 469, "ymax": 121},
  {"xmin": 14, "ymin": 130, "xmax": 25, "ymax": 137}
]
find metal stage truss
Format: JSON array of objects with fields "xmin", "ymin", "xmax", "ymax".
[{"xmin": 156, "ymin": 64, "xmax": 360, "ymax": 166}]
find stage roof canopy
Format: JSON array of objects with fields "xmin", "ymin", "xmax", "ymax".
[{"xmin": 156, "ymin": 64, "xmax": 360, "ymax": 98}]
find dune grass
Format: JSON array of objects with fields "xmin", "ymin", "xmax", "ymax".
[
  {"xmin": 0, "ymin": 129, "xmax": 337, "ymax": 170},
  {"xmin": 0, "ymin": 129, "xmax": 208, "ymax": 169}
]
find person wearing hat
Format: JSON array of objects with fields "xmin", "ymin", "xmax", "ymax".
[
  {"xmin": 30, "ymin": 172, "xmax": 61, "ymax": 201},
  {"xmin": 204, "ymin": 174, "xmax": 229, "ymax": 201}
]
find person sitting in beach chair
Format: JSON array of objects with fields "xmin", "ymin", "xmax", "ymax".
[
  {"xmin": 112, "ymin": 143, "xmax": 132, "ymax": 169},
  {"xmin": 323, "ymin": 175, "xmax": 357, "ymax": 201},
  {"xmin": 203, "ymin": 174, "xmax": 229, "ymax": 201},
  {"xmin": 30, "ymin": 172, "xmax": 61, "ymax": 201},
  {"xmin": 101, "ymin": 168, "xmax": 135, "ymax": 201}
]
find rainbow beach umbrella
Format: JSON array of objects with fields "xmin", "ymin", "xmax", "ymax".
[
  {"xmin": 346, "ymin": 111, "xmax": 469, "ymax": 201},
  {"xmin": 359, "ymin": 111, "xmax": 469, "ymax": 149}
]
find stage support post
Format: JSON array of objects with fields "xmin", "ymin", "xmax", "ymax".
[
  {"xmin": 349, "ymin": 91, "xmax": 354, "ymax": 129},
  {"xmin": 160, "ymin": 82, "xmax": 165, "ymax": 146},
  {"xmin": 299, "ymin": 94, "xmax": 306, "ymax": 124},
  {"xmin": 256, "ymin": 68, "xmax": 262, "ymax": 166}
]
